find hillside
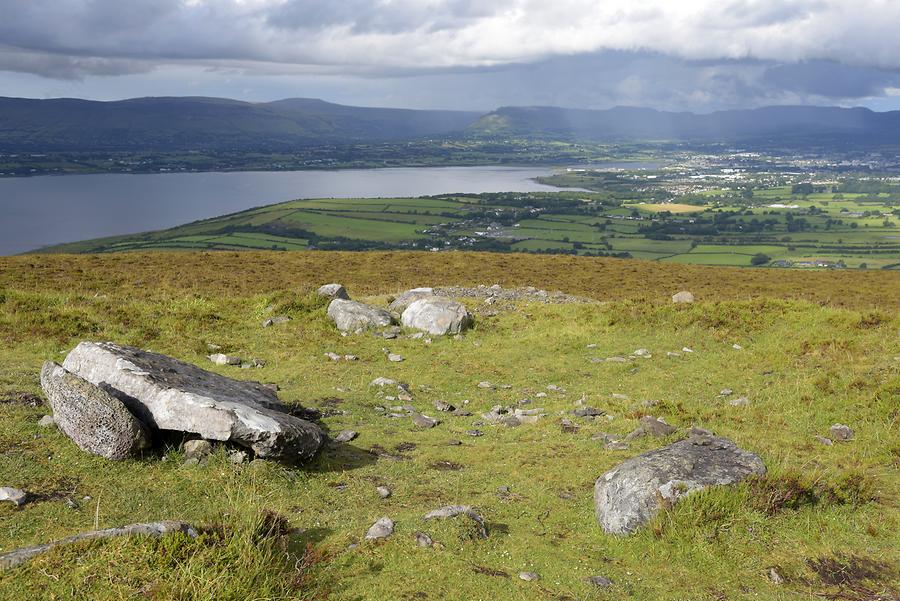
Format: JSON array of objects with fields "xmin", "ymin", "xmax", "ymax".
[
  {"xmin": 0, "ymin": 252, "xmax": 897, "ymax": 600},
  {"xmin": 0, "ymin": 96, "xmax": 481, "ymax": 152},
  {"xmin": 468, "ymin": 105, "xmax": 900, "ymax": 145}
]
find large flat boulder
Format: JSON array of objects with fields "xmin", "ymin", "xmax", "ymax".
[
  {"xmin": 401, "ymin": 297, "xmax": 471, "ymax": 335},
  {"xmin": 327, "ymin": 299, "xmax": 394, "ymax": 333},
  {"xmin": 40, "ymin": 362, "xmax": 150, "ymax": 460},
  {"xmin": 594, "ymin": 435, "xmax": 765, "ymax": 535},
  {"xmin": 388, "ymin": 288, "xmax": 435, "ymax": 312},
  {"xmin": 62, "ymin": 342, "xmax": 324, "ymax": 462}
]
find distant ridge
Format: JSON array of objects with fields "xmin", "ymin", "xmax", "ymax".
[{"xmin": 1, "ymin": 96, "xmax": 899, "ymax": 151}]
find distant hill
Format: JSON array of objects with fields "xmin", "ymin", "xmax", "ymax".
[
  {"xmin": 0, "ymin": 96, "xmax": 482, "ymax": 152},
  {"xmin": 3, "ymin": 96, "xmax": 900, "ymax": 152},
  {"xmin": 467, "ymin": 105, "xmax": 900, "ymax": 145}
]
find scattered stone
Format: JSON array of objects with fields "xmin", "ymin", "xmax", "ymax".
[
  {"xmin": 183, "ymin": 439, "xmax": 213, "ymax": 460},
  {"xmin": 632, "ymin": 349, "xmax": 652, "ymax": 358},
  {"xmin": 37, "ymin": 415, "xmax": 56, "ymax": 428},
  {"xmin": 423, "ymin": 505, "xmax": 487, "ymax": 538},
  {"xmin": 732, "ymin": 344, "xmax": 743, "ymax": 350},
  {"xmin": 547, "ymin": 384, "xmax": 565, "ymax": 393},
  {"xmin": 573, "ymin": 407, "xmax": 605, "ymax": 418},
  {"xmin": 317, "ymin": 283, "xmax": 349, "ymax": 301},
  {"xmin": 240, "ymin": 358, "xmax": 266, "ymax": 370},
  {"xmin": 401, "ymin": 298, "xmax": 471, "ymax": 336},
  {"xmin": 689, "ymin": 426, "xmax": 715, "ymax": 436},
  {"xmin": 535, "ymin": 392, "xmax": 547, "ymax": 398},
  {"xmin": 465, "ymin": 430, "xmax": 483, "ymax": 437},
  {"xmin": 208, "ymin": 353, "xmax": 241, "ymax": 366},
  {"xmin": 344, "ymin": 355, "xmax": 359, "ymax": 361},
  {"xmin": 672, "ymin": 291, "xmax": 695, "ymax": 303},
  {"xmin": 227, "ymin": 450, "xmax": 248, "ymax": 464},
  {"xmin": 605, "ymin": 441, "xmax": 630, "ymax": 451},
  {"xmin": 365, "ymin": 517, "xmax": 394, "ymax": 540},
  {"xmin": 519, "ymin": 572, "xmax": 540, "ymax": 582},
  {"xmin": 61, "ymin": 342, "xmax": 324, "ymax": 462},
  {"xmin": 40, "ymin": 362, "xmax": 151, "ymax": 461},
  {"xmin": 611, "ymin": 393, "xmax": 630, "ymax": 400},
  {"xmin": 412, "ymin": 414, "xmax": 440, "ymax": 429},
  {"xmin": 829, "ymin": 424, "xmax": 854, "ymax": 442},
  {"xmin": 586, "ymin": 575, "xmax": 613, "ymax": 588},
  {"xmin": 729, "ymin": 396, "xmax": 750, "ymax": 407},
  {"xmin": 387, "ymin": 354, "xmax": 404, "ymax": 363},
  {"xmin": 447, "ymin": 439, "xmax": 462, "ymax": 446},
  {"xmin": 815, "ymin": 435, "xmax": 834, "ymax": 446},
  {"xmin": 0, "ymin": 521, "xmax": 198, "ymax": 570},
  {"xmin": 324, "ymin": 352, "xmax": 342, "ymax": 361},
  {"xmin": 434, "ymin": 400, "xmax": 455, "ymax": 412},
  {"xmin": 682, "ymin": 347, "xmax": 694, "ymax": 353},
  {"xmin": 586, "ymin": 343, "xmax": 598, "ymax": 349},
  {"xmin": 628, "ymin": 415, "xmax": 676, "ymax": 439},
  {"xmin": 376, "ymin": 486, "xmax": 392, "ymax": 499},
  {"xmin": 767, "ymin": 567, "xmax": 785, "ymax": 584},
  {"xmin": 594, "ymin": 434, "xmax": 766, "ymax": 534},
  {"xmin": 500, "ymin": 416, "xmax": 521, "ymax": 428},
  {"xmin": 719, "ymin": 388, "xmax": 733, "ymax": 396},
  {"xmin": 477, "ymin": 381, "xmax": 495, "ymax": 389},
  {"xmin": 388, "ymin": 288, "xmax": 435, "ymax": 312},
  {"xmin": 327, "ymin": 299, "xmax": 394, "ymax": 333},
  {"xmin": 560, "ymin": 418, "xmax": 578, "ymax": 433},
  {"xmin": 370, "ymin": 377, "xmax": 397, "ymax": 387},
  {"xmin": 335, "ymin": 430, "xmax": 358, "ymax": 443},
  {"xmin": 414, "ymin": 531, "xmax": 434, "ymax": 547},
  {"xmin": 606, "ymin": 356, "xmax": 628, "ymax": 363},
  {"xmin": 666, "ymin": 352, "xmax": 682, "ymax": 358},
  {"xmin": 262, "ymin": 315, "xmax": 291, "ymax": 328},
  {"xmin": 0, "ymin": 487, "xmax": 27, "ymax": 507}
]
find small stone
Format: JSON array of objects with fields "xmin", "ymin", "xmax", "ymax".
[
  {"xmin": 606, "ymin": 356, "xmax": 628, "ymax": 363},
  {"xmin": 829, "ymin": 424, "xmax": 854, "ymax": 442},
  {"xmin": 666, "ymin": 352, "xmax": 682, "ymax": 358},
  {"xmin": 365, "ymin": 517, "xmax": 394, "ymax": 540},
  {"xmin": 415, "ymin": 531, "xmax": 434, "ymax": 547},
  {"xmin": 228, "ymin": 450, "xmax": 248, "ymax": 464},
  {"xmin": 815, "ymin": 435, "xmax": 834, "ymax": 446},
  {"xmin": 344, "ymin": 355, "xmax": 359, "ymax": 361},
  {"xmin": 370, "ymin": 377, "xmax": 397, "ymax": 387},
  {"xmin": 547, "ymin": 384, "xmax": 565, "ymax": 392},
  {"xmin": 262, "ymin": 315, "xmax": 291, "ymax": 328},
  {"xmin": 38, "ymin": 415, "xmax": 56, "ymax": 428},
  {"xmin": 573, "ymin": 407, "xmax": 605, "ymax": 418},
  {"xmin": 632, "ymin": 349, "xmax": 651, "ymax": 358},
  {"xmin": 183, "ymin": 439, "xmax": 213, "ymax": 460},
  {"xmin": 729, "ymin": 396, "xmax": 750, "ymax": 407},
  {"xmin": 433, "ymin": 400, "xmax": 455, "ymax": 412},
  {"xmin": 388, "ymin": 354, "xmax": 404, "ymax": 363},
  {"xmin": 317, "ymin": 283, "xmax": 349, "ymax": 300},
  {"xmin": 0, "ymin": 487, "xmax": 27, "ymax": 506},
  {"xmin": 324, "ymin": 352, "xmax": 342, "ymax": 361},
  {"xmin": 719, "ymin": 388, "xmax": 733, "ymax": 396},
  {"xmin": 208, "ymin": 353, "xmax": 241, "ymax": 366},
  {"xmin": 768, "ymin": 567, "xmax": 785, "ymax": 584},
  {"xmin": 447, "ymin": 439, "xmax": 462, "ymax": 446},
  {"xmin": 519, "ymin": 572, "xmax": 540, "ymax": 582},
  {"xmin": 412, "ymin": 414, "xmax": 440, "ymax": 428},
  {"xmin": 465, "ymin": 430, "xmax": 483, "ymax": 437},
  {"xmin": 611, "ymin": 393, "xmax": 629, "ymax": 400},
  {"xmin": 587, "ymin": 575, "xmax": 613, "ymax": 588},
  {"xmin": 535, "ymin": 392, "xmax": 547, "ymax": 398},
  {"xmin": 605, "ymin": 441, "xmax": 630, "ymax": 451},
  {"xmin": 335, "ymin": 430, "xmax": 359, "ymax": 443},
  {"xmin": 500, "ymin": 416, "xmax": 521, "ymax": 428},
  {"xmin": 732, "ymin": 344, "xmax": 743, "ymax": 350},
  {"xmin": 586, "ymin": 343, "xmax": 598, "ymax": 349},
  {"xmin": 672, "ymin": 291, "xmax": 695, "ymax": 303},
  {"xmin": 477, "ymin": 381, "xmax": 495, "ymax": 389},
  {"xmin": 689, "ymin": 426, "xmax": 714, "ymax": 436},
  {"xmin": 376, "ymin": 486, "xmax": 392, "ymax": 499}
]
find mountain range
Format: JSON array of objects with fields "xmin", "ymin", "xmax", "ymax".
[{"xmin": 1, "ymin": 96, "xmax": 898, "ymax": 151}]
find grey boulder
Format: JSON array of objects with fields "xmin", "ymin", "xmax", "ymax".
[
  {"xmin": 401, "ymin": 297, "xmax": 471, "ymax": 336},
  {"xmin": 40, "ymin": 362, "xmax": 150, "ymax": 460},
  {"xmin": 327, "ymin": 299, "xmax": 394, "ymax": 333},
  {"xmin": 388, "ymin": 288, "xmax": 435, "ymax": 312},
  {"xmin": 672, "ymin": 291, "xmax": 695, "ymax": 303},
  {"xmin": 61, "ymin": 342, "xmax": 324, "ymax": 462},
  {"xmin": 317, "ymin": 283, "xmax": 350, "ymax": 300},
  {"xmin": 594, "ymin": 435, "xmax": 765, "ymax": 534}
]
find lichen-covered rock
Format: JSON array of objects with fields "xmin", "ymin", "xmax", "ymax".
[
  {"xmin": 401, "ymin": 297, "xmax": 471, "ymax": 336},
  {"xmin": 594, "ymin": 435, "xmax": 765, "ymax": 534},
  {"xmin": 317, "ymin": 283, "xmax": 350, "ymax": 300},
  {"xmin": 40, "ymin": 362, "xmax": 150, "ymax": 460},
  {"xmin": 61, "ymin": 342, "xmax": 324, "ymax": 462},
  {"xmin": 388, "ymin": 288, "xmax": 435, "ymax": 312},
  {"xmin": 327, "ymin": 299, "xmax": 394, "ymax": 333}
]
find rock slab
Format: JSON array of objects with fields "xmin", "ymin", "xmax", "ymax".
[
  {"xmin": 401, "ymin": 298, "xmax": 471, "ymax": 336},
  {"xmin": 594, "ymin": 435, "xmax": 765, "ymax": 534},
  {"xmin": 41, "ymin": 362, "xmax": 150, "ymax": 460},
  {"xmin": 327, "ymin": 299, "xmax": 394, "ymax": 333},
  {"xmin": 61, "ymin": 342, "xmax": 324, "ymax": 462}
]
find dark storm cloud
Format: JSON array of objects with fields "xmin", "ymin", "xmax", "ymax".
[{"xmin": 0, "ymin": 1, "xmax": 899, "ymax": 110}]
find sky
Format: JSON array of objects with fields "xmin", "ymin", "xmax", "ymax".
[{"xmin": 2, "ymin": 0, "xmax": 900, "ymax": 112}]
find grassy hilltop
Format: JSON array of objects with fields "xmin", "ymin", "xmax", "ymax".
[{"xmin": 0, "ymin": 252, "xmax": 897, "ymax": 600}]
